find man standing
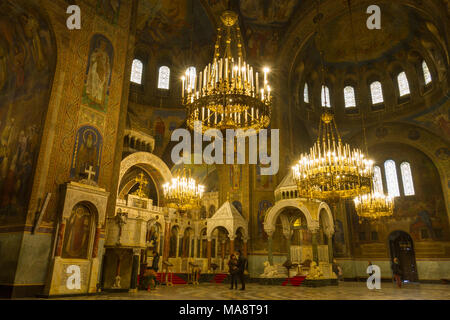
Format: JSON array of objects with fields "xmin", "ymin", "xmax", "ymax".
[
  {"xmin": 391, "ymin": 257, "xmax": 402, "ymax": 288},
  {"xmin": 236, "ymin": 250, "xmax": 247, "ymax": 291}
]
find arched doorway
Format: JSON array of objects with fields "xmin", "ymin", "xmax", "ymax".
[{"xmin": 389, "ymin": 231, "xmax": 418, "ymax": 282}]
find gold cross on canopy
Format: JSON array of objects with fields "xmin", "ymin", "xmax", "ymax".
[
  {"xmin": 133, "ymin": 172, "xmax": 148, "ymax": 199},
  {"xmin": 85, "ymin": 165, "xmax": 96, "ymax": 181}
]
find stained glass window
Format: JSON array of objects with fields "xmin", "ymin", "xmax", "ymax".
[
  {"xmin": 384, "ymin": 160, "xmax": 400, "ymax": 197},
  {"xmin": 370, "ymin": 81, "xmax": 384, "ymax": 105},
  {"xmin": 130, "ymin": 59, "xmax": 143, "ymax": 84},
  {"xmin": 397, "ymin": 71, "xmax": 410, "ymax": 97},
  {"xmin": 186, "ymin": 66, "xmax": 196, "ymax": 91},
  {"xmin": 158, "ymin": 66, "xmax": 170, "ymax": 90},
  {"xmin": 373, "ymin": 166, "xmax": 384, "ymax": 194},
  {"xmin": 344, "ymin": 86, "xmax": 356, "ymax": 108},
  {"xmin": 321, "ymin": 85, "xmax": 331, "ymax": 108},
  {"xmin": 422, "ymin": 61, "xmax": 432, "ymax": 85},
  {"xmin": 400, "ymin": 162, "xmax": 415, "ymax": 196},
  {"xmin": 304, "ymin": 83, "xmax": 309, "ymax": 103}
]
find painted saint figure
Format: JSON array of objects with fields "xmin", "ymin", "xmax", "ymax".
[
  {"xmin": 63, "ymin": 204, "xmax": 92, "ymax": 259},
  {"xmin": 85, "ymin": 39, "xmax": 111, "ymax": 107},
  {"xmin": 75, "ymin": 131, "xmax": 98, "ymax": 179},
  {"xmin": 71, "ymin": 126, "xmax": 102, "ymax": 183}
]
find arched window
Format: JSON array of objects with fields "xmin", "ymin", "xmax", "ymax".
[
  {"xmin": 373, "ymin": 166, "xmax": 384, "ymax": 194},
  {"xmin": 370, "ymin": 81, "xmax": 384, "ymax": 105},
  {"xmin": 303, "ymin": 83, "xmax": 309, "ymax": 103},
  {"xmin": 130, "ymin": 59, "xmax": 143, "ymax": 84},
  {"xmin": 400, "ymin": 162, "xmax": 415, "ymax": 196},
  {"xmin": 158, "ymin": 66, "xmax": 170, "ymax": 90},
  {"xmin": 344, "ymin": 86, "xmax": 356, "ymax": 108},
  {"xmin": 422, "ymin": 61, "xmax": 432, "ymax": 85},
  {"xmin": 186, "ymin": 66, "xmax": 196, "ymax": 91},
  {"xmin": 384, "ymin": 160, "xmax": 400, "ymax": 197},
  {"xmin": 321, "ymin": 85, "xmax": 331, "ymax": 108},
  {"xmin": 397, "ymin": 71, "xmax": 410, "ymax": 97}
]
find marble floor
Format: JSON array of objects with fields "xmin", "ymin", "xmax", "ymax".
[{"xmin": 47, "ymin": 282, "xmax": 450, "ymax": 300}]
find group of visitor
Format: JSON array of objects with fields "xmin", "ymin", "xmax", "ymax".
[{"xmin": 228, "ymin": 250, "xmax": 248, "ymax": 290}]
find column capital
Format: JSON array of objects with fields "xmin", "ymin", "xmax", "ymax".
[
  {"xmin": 265, "ymin": 229, "xmax": 275, "ymax": 237},
  {"xmin": 228, "ymin": 235, "xmax": 235, "ymax": 241},
  {"xmin": 308, "ymin": 221, "xmax": 320, "ymax": 233}
]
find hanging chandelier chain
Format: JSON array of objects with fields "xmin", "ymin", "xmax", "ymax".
[{"xmin": 315, "ymin": 0, "xmax": 328, "ymax": 107}]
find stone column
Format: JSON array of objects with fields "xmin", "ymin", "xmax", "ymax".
[
  {"xmin": 55, "ymin": 219, "xmax": 67, "ymax": 257},
  {"xmin": 311, "ymin": 230, "xmax": 319, "ymax": 264},
  {"xmin": 267, "ymin": 230, "xmax": 274, "ymax": 265},
  {"xmin": 215, "ymin": 236, "xmax": 219, "ymax": 258},
  {"xmin": 243, "ymin": 239, "xmax": 248, "ymax": 257},
  {"xmin": 206, "ymin": 237, "xmax": 212, "ymax": 268},
  {"xmin": 284, "ymin": 231, "xmax": 292, "ymax": 261},
  {"xmin": 129, "ymin": 248, "xmax": 140, "ymax": 292},
  {"xmin": 221, "ymin": 241, "xmax": 225, "ymax": 259},
  {"xmin": 163, "ymin": 222, "xmax": 170, "ymax": 261},
  {"xmin": 188, "ymin": 236, "xmax": 193, "ymax": 258},
  {"xmin": 327, "ymin": 236, "xmax": 333, "ymax": 263},
  {"xmin": 194, "ymin": 237, "xmax": 198, "ymax": 258},
  {"xmin": 229, "ymin": 235, "xmax": 235, "ymax": 254},
  {"xmin": 327, "ymin": 232, "xmax": 334, "ymax": 263},
  {"xmin": 92, "ymin": 227, "xmax": 102, "ymax": 258},
  {"xmin": 176, "ymin": 235, "xmax": 181, "ymax": 258}
]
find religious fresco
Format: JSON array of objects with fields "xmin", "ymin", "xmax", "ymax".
[
  {"xmin": 255, "ymin": 164, "xmax": 274, "ymax": 190},
  {"xmin": 70, "ymin": 126, "xmax": 103, "ymax": 183},
  {"xmin": 205, "ymin": 206, "xmax": 214, "ymax": 219},
  {"xmin": 241, "ymin": 0, "xmax": 298, "ymax": 26},
  {"xmin": 97, "ymin": 0, "xmax": 121, "ymax": 25},
  {"xmin": 229, "ymin": 164, "xmax": 242, "ymax": 190},
  {"xmin": 82, "ymin": 34, "xmax": 114, "ymax": 113},
  {"xmin": 232, "ymin": 201, "xmax": 243, "ymax": 216},
  {"xmin": 0, "ymin": 1, "xmax": 56, "ymax": 225},
  {"xmin": 435, "ymin": 147, "xmax": 450, "ymax": 161},
  {"xmin": 245, "ymin": 26, "xmax": 279, "ymax": 61},
  {"xmin": 257, "ymin": 200, "xmax": 272, "ymax": 239},
  {"xmin": 407, "ymin": 100, "xmax": 450, "ymax": 142},
  {"xmin": 62, "ymin": 204, "xmax": 93, "ymax": 259},
  {"xmin": 333, "ymin": 219, "xmax": 346, "ymax": 256},
  {"xmin": 136, "ymin": 0, "xmax": 214, "ymax": 49}
]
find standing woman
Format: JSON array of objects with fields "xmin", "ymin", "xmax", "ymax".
[
  {"xmin": 391, "ymin": 257, "xmax": 402, "ymax": 288},
  {"xmin": 228, "ymin": 254, "xmax": 238, "ymax": 290}
]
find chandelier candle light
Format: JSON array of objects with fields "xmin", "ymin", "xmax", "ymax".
[
  {"xmin": 292, "ymin": 113, "xmax": 373, "ymax": 202},
  {"xmin": 163, "ymin": 169, "xmax": 205, "ymax": 212},
  {"xmin": 182, "ymin": 10, "xmax": 272, "ymax": 133}
]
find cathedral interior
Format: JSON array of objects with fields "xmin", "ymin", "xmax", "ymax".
[{"xmin": 0, "ymin": 0, "xmax": 449, "ymax": 300}]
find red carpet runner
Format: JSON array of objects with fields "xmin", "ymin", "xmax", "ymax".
[
  {"xmin": 156, "ymin": 273, "xmax": 187, "ymax": 285},
  {"xmin": 282, "ymin": 276, "xmax": 307, "ymax": 286},
  {"xmin": 211, "ymin": 273, "xmax": 228, "ymax": 284}
]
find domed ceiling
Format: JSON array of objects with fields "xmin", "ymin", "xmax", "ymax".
[{"xmin": 318, "ymin": 3, "xmax": 410, "ymax": 64}]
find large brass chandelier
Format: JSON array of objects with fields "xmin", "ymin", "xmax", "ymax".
[
  {"xmin": 163, "ymin": 169, "xmax": 205, "ymax": 212},
  {"xmin": 181, "ymin": 10, "xmax": 272, "ymax": 133},
  {"xmin": 354, "ymin": 192, "xmax": 394, "ymax": 221},
  {"xmin": 292, "ymin": 112, "xmax": 373, "ymax": 202}
]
